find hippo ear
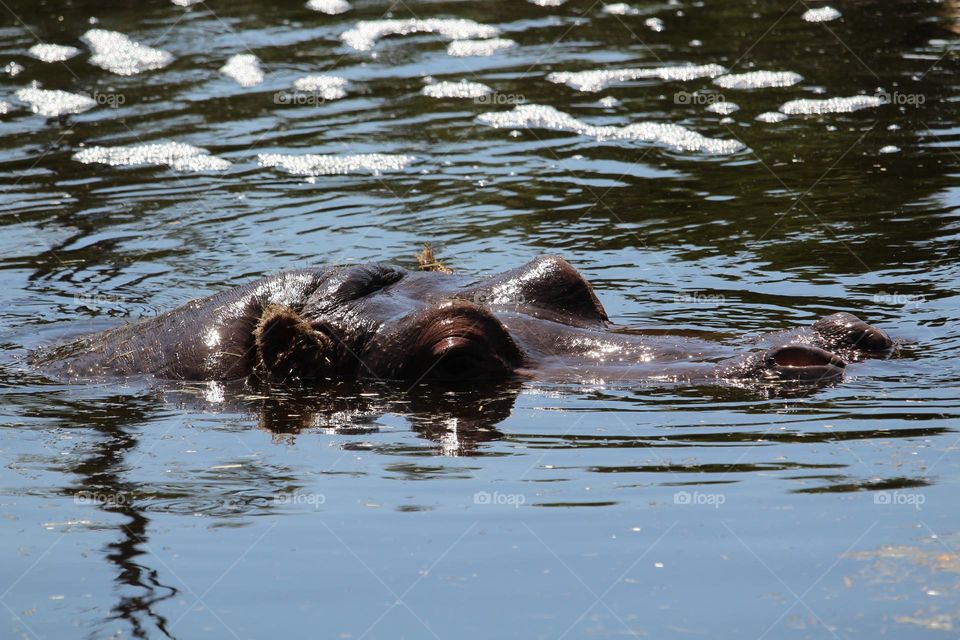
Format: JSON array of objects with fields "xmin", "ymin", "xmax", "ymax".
[{"xmin": 253, "ymin": 305, "xmax": 334, "ymax": 382}]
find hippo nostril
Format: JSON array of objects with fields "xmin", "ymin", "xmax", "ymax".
[
  {"xmin": 813, "ymin": 312, "xmax": 894, "ymax": 354},
  {"xmin": 763, "ymin": 345, "xmax": 846, "ymax": 381},
  {"xmin": 430, "ymin": 338, "xmax": 485, "ymax": 378},
  {"xmin": 859, "ymin": 327, "xmax": 894, "ymax": 352},
  {"xmin": 771, "ymin": 345, "xmax": 834, "ymax": 368}
]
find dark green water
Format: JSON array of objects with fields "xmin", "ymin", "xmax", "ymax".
[{"xmin": 1, "ymin": 0, "xmax": 959, "ymax": 637}]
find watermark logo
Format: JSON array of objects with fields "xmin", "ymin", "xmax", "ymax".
[
  {"xmin": 674, "ymin": 292, "xmax": 725, "ymax": 305},
  {"xmin": 93, "ymin": 91, "xmax": 126, "ymax": 108},
  {"xmin": 74, "ymin": 291, "xmax": 123, "ymax": 308},
  {"xmin": 474, "ymin": 490, "xmax": 525, "ymax": 508},
  {"xmin": 274, "ymin": 492, "xmax": 326, "ymax": 509},
  {"xmin": 674, "ymin": 90, "xmax": 725, "ymax": 106},
  {"xmin": 274, "ymin": 91, "xmax": 332, "ymax": 107},
  {"xmin": 673, "ymin": 490, "xmax": 725, "ymax": 508},
  {"xmin": 472, "ymin": 290, "xmax": 526, "ymax": 306},
  {"xmin": 877, "ymin": 90, "xmax": 925, "ymax": 107},
  {"xmin": 75, "ymin": 491, "xmax": 129, "ymax": 507},
  {"xmin": 873, "ymin": 292, "xmax": 925, "ymax": 305},
  {"xmin": 474, "ymin": 93, "xmax": 525, "ymax": 106},
  {"xmin": 874, "ymin": 491, "xmax": 925, "ymax": 510}
]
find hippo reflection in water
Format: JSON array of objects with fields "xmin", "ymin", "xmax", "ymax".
[{"xmin": 32, "ymin": 256, "xmax": 894, "ymax": 385}]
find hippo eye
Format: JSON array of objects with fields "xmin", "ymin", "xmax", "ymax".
[
  {"xmin": 364, "ymin": 301, "xmax": 523, "ymax": 383},
  {"xmin": 409, "ymin": 304, "xmax": 523, "ymax": 382},
  {"xmin": 426, "ymin": 337, "xmax": 490, "ymax": 380}
]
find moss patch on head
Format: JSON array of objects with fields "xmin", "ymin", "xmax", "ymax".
[{"xmin": 416, "ymin": 244, "xmax": 452, "ymax": 274}]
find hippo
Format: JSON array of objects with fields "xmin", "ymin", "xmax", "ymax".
[{"xmin": 30, "ymin": 256, "xmax": 894, "ymax": 385}]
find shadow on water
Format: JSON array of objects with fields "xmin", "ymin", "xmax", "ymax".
[
  {"xmin": 1, "ymin": 353, "xmax": 955, "ymax": 638},
  {"xmin": 50, "ymin": 395, "xmax": 179, "ymax": 640},
  {"xmin": 168, "ymin": 375, "xmax": 953, "ymax": 482},
  {"xmin": 162, "ymin": 379, "xmax": 523, "ymax": 455}
]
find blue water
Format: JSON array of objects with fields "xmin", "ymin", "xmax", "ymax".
[{"xmin": 1, "ymin": 0, "xmax": 959, "ymax": 637}]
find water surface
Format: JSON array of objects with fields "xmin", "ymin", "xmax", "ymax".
[{"xmin": 1, "ymin": 0, "xmax": 959, "ymax": 637}]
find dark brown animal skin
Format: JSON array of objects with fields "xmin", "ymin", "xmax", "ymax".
[{"xmin": 30, "ymin": 256, "xmax": 894, "ymax": 385}]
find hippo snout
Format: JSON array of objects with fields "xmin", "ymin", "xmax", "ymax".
[{"xmin": 814, "ymin": 312, "xmax": 894, "ymax": 354}]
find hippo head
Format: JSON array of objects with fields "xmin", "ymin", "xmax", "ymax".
[
  {"xmin": 33, "ymin": 255, "xmax": 892, "ymax": 386},
  {"xmin": 251, "ymin": 256, "xmax": 608, "ymax": 384}
]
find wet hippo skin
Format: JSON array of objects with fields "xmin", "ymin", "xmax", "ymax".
[{"xmin": 30, "ymin": 256, "xmax": 894, "ymax": 385}]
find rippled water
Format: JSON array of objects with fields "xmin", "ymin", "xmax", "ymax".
[{"xmin": 1, "ymin": 0, "xmax": 959, "ymax": 637}]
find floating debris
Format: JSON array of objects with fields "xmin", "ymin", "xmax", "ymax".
[
  {"xmin": 706, "ymin": 101, "xmax": 739, "ymax": 115},
  {"xmin": 645, "ymin": 17, "xmax": 665, "ymax": 32},
  {"xmin": 306, "ymin": 0, "xmax": 351, "ymax": 14},
  {"xmin": 416, "ymin": 245, "xmax": 452, "ymax": 273},
  {"xmin": 0, "ymin": 100, "xmax": 11, "ymax": 115},
  {"xmin": 292, "ymin": 75, "xmax": 349, "ymax": 100},
  {"xmin": 547, "ymin": 64, "xmax": 727, "ymax": 92},
  {"xmin": 73, "ymin": 142, "xmax": 232, "ymax": 172},
  {"xmin": 780, "ymin": 95, "xmax": 884, "ymax": 114},
  {"xmin": 341, "ymin": 18, "xmax": 498, "ymax": 51},
  {"xmin": 477, "ymin": 104, "xmax": 745, "ymax": 154},
  {"xmin": 43, "ymin": 519, "xmax": 94, "ymax": 531},
  {"xmin": 258, "ymin": 152, "xmax": 416, "ymax": 176},
  {"xmin": 422, "ymin": 80, "xmax": 492, "ymax": 99},
  {"xmin": 3, "ymin": 61, "xmax": 24, "ymax": 76},
  {"xmin": 171, "ymin": 0, "xmax": 204, "ymax": 6},
  {"xmin": 16, "ymin": 86, "xmax": 96, "ymax": 117},
  {"xmin": 802, "ymin": 6, "xmax": 841, "ymax": 23},
  {"xmin": 756, "ymin": 111, "xmax": 788, "ymax": 123},
  {"xmin": 528, "ymin": 0, "xmax": 566, "ymax": 5},
  {"xmin": 82, "ymin": 29, "xmax": 174, "ymax": 75},
  {"xmin": 447, "ymin": 38, "xmax": 516, "ymax": 57},
  {"xmin": 220, "ymin": 54, "xmax": 264, "ymax": 87},
  {"xmin": 713, "ymin": 70, "xmax": 803, "ymax": 90},
  {"xmin": 598, "ymin": 96, "xmax": 621, "ymax": 108},
  {"xmin": 879, "ymin": 145, "xmax": 901, "ymax": 154},
  {"xmin": 602, "ymin": 4, "xmax": 640, "ymax": 16},
  {"xmin": 28, "ymin": 43, "xmax": 82, "ymax": 63},
  {"xmin": 896, "ymin": 614, "xmax": 953, "ymax": 632}
]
